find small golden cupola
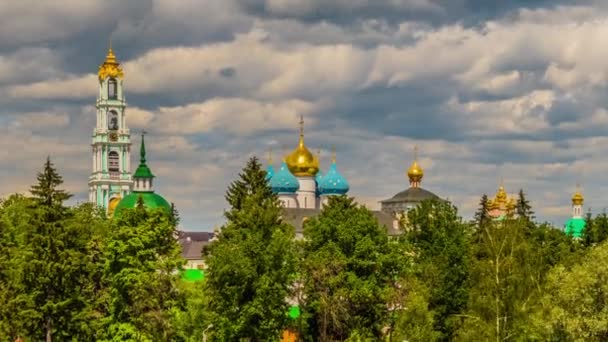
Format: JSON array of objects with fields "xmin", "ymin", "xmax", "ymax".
[
  {"xmin": 285, "ymin": 116, "xmax": 319, "ymax": 177},
  {"xmin": 572, "ymin": 186, "xmax": 584, "ymax": 206},
  {"xmin": 407, "ymin": 146, "xmax": 424, "ymax": 188},
  {"xmin": 98, "ymin": 41, "xmax": 124, "ymax": 81}
]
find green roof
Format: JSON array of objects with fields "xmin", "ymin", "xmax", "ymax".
[
  {"xmin": 133, "ymin": 133, "xmax": 154, "ymax": 178},
  {"xmin": 182, "ymin": 269, "xmax": 205, "ymax": 282},
  {"xmin": 564, "ymin": 217, "xmax": 586, "ymax": 239},
  {"xmin": 113, "ymin": 191, "xmax": 171, "ymax": 216}
]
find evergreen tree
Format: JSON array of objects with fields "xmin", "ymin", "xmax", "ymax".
[
  {"xmin": 224, "ymin": 156, "xmax": 275, "ymax": 222},
  {"xmin": 0, "ymin": 160, "xmax": 103, "ymax": 341},
  {"xmin": 583, "ymin": 209, "xmax": 594, "ymax": 246},
  {"xmin": 515, "ymin": 189, "xmax": 535, "ymax": 222},
  {"xmin": 404, "ymin": 199, "xmax": 471, "ymax": 341},
  {"xmin": 170, "ymin": 202, "xmax": 180, "ymax": 226},
  {"xmin": 473, "ymin": 194, "xmax": 490, "ymax": 230},
  {"xmin": 204, "ymin": 157, "xmax": 296, "ymax": 340},
  {"xmin": 30, "ymin": 156, "xmax": 72, "ymax": 207},
  {"xmin": 301, "ymin": 196, "xmax": 406, "ymax": 340}
]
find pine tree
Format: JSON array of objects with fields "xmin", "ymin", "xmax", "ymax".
[
  {"xmin": 0, "ymin": 161, "xmax": 101, "ymax": 341},
  {"xmin": 224, "ymin": 156, "xmax": 275, "ymax": 222},
  {"xmin": 516, "ymin": 189, "xmax": 535, "ymax": 222},
  {"xmin": 29, "ymin": 156, "xmax": 72, "ymax": 207},
  {"xmin": 170, "ymin": 202, "xmax": 180, "ymax": 226},
  {"xmin": 204, "ymin": 157, "xmax": 296, "ymax": 340},
  {"xmin": 473, "ymin": 194, "xmax": 490, "ymax": 229}
]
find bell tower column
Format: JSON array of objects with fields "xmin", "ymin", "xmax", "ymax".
[{"xmin": 88, "ymin": 44, "xmax": 133, "ymax": 212}]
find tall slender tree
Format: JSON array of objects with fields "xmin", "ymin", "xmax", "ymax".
[
  {"xmin": 515, "ymin": 189, "xmax": 534, "ymax": 222},
  {"xmin": 405, "ymin": 199, "xmax": 471, "ymax": 341},
  {"xmin": 30, "ymin": 156, "xmax": 72, "ymax": 207},
  {"xmin": 204, "ymin": 157, "xmax": 297, "ymax": 340},
  {"xmin": 473, "ymin": 194, "xmax": 490, "ymax": 230}
]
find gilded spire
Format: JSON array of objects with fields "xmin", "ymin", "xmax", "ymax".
[
  {"xmin": 98, "ymin": 40, "xmax": 124, "ymax": 81},
  {"xmin": 268, "ymin": 146, "xmax": 273, "ymax": 165},
  {"xmin": 407, "ymin": 145, "xmax": 424, "ymax": 187},
  {"xmin": 331, "ymin": 145, "xmax": 336, "ymax": 163}
]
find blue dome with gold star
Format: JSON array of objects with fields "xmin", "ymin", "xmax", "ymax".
[
  {"xmin": 319, "ymin": 161, "xmax": 349, "ymax": 195},
  {"xmin": 270, "ymin": 161, "xmax": 299, "ymax": 194}
]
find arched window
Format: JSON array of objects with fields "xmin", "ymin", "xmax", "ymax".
[
  {"xmin": 108, "ymin": 78, "xmax": 117, "ymax": 99},
  {"xmin": 108, "ymin": 110, "xmax": 119, "ymax": 130},
  {"xmin": 108, "ymin": 151, "xmax": 119, "ymax": 172}
]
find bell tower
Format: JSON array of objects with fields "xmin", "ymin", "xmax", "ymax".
[{"xmin": 88, "ymin": 44, "xmax": 133, "ymax": 211}]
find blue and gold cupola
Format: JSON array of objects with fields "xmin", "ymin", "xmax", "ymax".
[
  {"xmin": 318, "ymin": 149, "xmax": 349, "ymax": 196},
  {"xmin": 270, "ymin": 160, "xmax": 300, "ymax": 194}
]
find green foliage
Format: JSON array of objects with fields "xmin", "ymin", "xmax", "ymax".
[
  {"xmin": 583, "ymin": 212, "xmax": 608, "ymax": 246},
  {"xmin": 0, "ymin": 193, "xmax": 105, "ymax": 340},
  {"xmin": 405, "ymin": 199, "xmax": 471, "ymax": 340},
  {"xmin": 301, "ymin": 196, "xmax": 404, "ymax": 340},
  {"xmin": 473, "ymin": 194, "xmax": 490, "ymax": 230},
  {"xmin": 100, "ymin": 207, "xmax": 185, "ymax": 341},
  {"xmin": 29, "ymin": 156, "xmax": 72, "ymax": 207},
  {"xmin": 204, "ymin": 156, "xmax": 296, "ymax": 340},
  {"xmin": 533, "ymin": 241, "xmax": 608, "ymax": 341},
  {"xmin": 516, "ymin": 188, "xmax": 535, "ymax": 223}
]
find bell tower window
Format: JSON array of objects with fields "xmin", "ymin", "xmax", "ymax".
[
  {"xmin": 108, "ymin": 78, "xmax": 117, "ymax": 99},
  {"xmin": 108, "ymin": 151, "xmax": 119, "ymax": 172},
  {"xmin": 108, "ymin": 110, "xmax": 119, "ymax": 130}
]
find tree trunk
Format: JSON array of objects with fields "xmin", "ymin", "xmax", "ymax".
[{"xmin": 46, "ymin": 317, "xmax": 52, "ymax": 342}]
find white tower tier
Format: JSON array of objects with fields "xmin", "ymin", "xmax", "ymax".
[
  {"xmin": 296, "ymin": 176, "xmax": 318, "ymax": 209},
  {"xmin": 88, "ymin": 47, "xmax": 133, "ymax": 212}
]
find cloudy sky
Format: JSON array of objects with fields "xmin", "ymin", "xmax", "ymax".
[{"xmin": 2, "ymin": 0, "xmax": 608, "ymax": 230}]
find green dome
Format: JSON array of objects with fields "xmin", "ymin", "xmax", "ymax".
[
  {"xmin": 564, "ymin": 217, "xmax": 586, "ymax": 239},
  {"xmin": 114, "ymin": 191, "xmax": 171, "ymax": 216}
]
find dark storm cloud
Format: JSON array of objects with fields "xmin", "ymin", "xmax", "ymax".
[{"xmin": 235, "ymin": 0, "xmax": 582, "ymax": 26}]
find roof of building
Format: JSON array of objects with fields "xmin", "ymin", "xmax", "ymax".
[
  {"xmin": 270, "ymin": 161, "xmax": 300, "ymax": 194},
  {"xmin": 281, "ymin": 207, "xmax": 398, "ymax": 235},
  {"xmin": 318, "ymin": 161, "xmax": 349, "ymax": 196},
  {"xmin": 178, "ymin": 231, "xmax": 215, "ymax": 260},
  {"xmin": 114, "ymin": 192, "xmax": 171, "ymax": 216},
  {"xmin": 133, "ymin": 134, "xmax": 154, "ymax": 179},
  {"xmin": 285, "ymin": 116, "xmax": 319, "ymax": 177},
  {"xmin": 564, "ymin": 217, "xmax": 586, "ymax": 239},
  {"xmin": 380, "ymin": 187, "xmax": 440, "ymax": 204}
]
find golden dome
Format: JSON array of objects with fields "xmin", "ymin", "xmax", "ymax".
[
  {"xmin": 285, "ymin": 116, "xmax": 319, "ymax": 177},
  {"xmin": 108, "ymin": 195, "xmax": 122, "ymax": 217},
  {"xmin": 572, "ymin": 188, "xmax": 584, "ymax": 206},
  {"xmin": 98, "ymin": 43, "xmax": 124, "ymax": 81},
  {"xmin": 495, "ymin": 185, "xmax": 507, "ymax": 203},
  {"xmin": 407, "ymin": 161, "xmax": 424, "ymax": 183},
  {"xmin": 407, "ymin": 146, "xmax": 424, "ymax": 186}
]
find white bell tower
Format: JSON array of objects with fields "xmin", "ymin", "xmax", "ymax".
[{"xmin": 88, "ymin": 45, "xmax": 133, "ymax": 212}]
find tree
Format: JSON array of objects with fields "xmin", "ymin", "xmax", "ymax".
[
  {"xmin": 101, "ymin": 207, "xmax": 185, "ymax": 341},
  {"xmin": 30, "ymin": 156, "xmax": 72, "ymax": 207},
  {"xmin": 533, "ymin": 241, "xmax": 608, "ymax": 341},
  {"xmin": 515, "ymin": 189, "xmax": 535, "ymax": 222},
  {"xmin": 583, "ymin": 212, "xmax": 608, "ymax": 246},
  {"xmin": 473, "ymin": 194, "xmax": 490, "ymax": 230},
  {"xmin": 203, "ymin": 156, "xmax": 297, "ymax": 340},
  {"xmin": 302, "ymin": 196, "xmax": 407, "ymax": 340},
  {"xmin": 0, "ymin": 159, "xmax": 104, "ymax": 341},
  {"xmin": 405, "ymin": 199, "xmax": 471, "ymax": 341},
  {"xmin": 456, "ymin": 218, "xmax": 547, "ymax": 341}
]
